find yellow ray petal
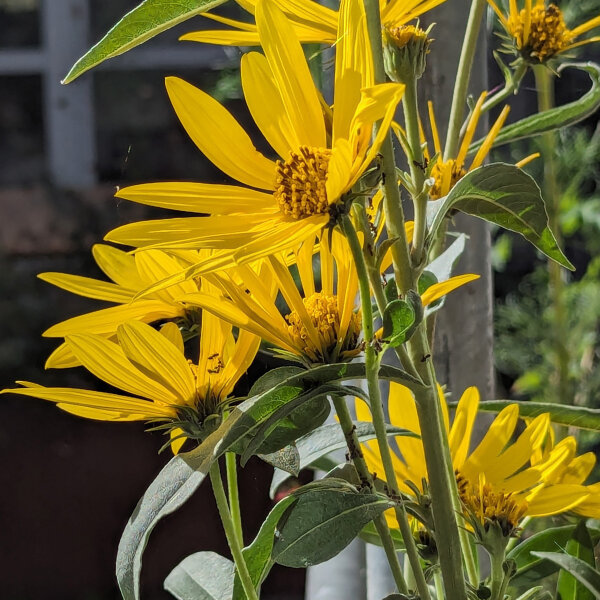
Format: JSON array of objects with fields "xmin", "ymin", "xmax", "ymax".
[
  {"xmin": 448, "ymin": 386, "xmax": 479, "ymax": 470},
  {"xmin": 421, "ymin": 274, "xmax": 480, "ymax": 307},
  {"xmin": 557, "ymin": 452, "xmax": 596, "ymax": 485},
  {"xmin": 569, "ymin": 15, "xmax": 600, "ymax": 37},
  {"xmin": 526, "ymin": 484, "xmax": 589, "ymax": 517},
  {"xmin": 1, "ymin": 385, "xmax": 174, "ymax": 418},
  {"xmin": 92, "ymin": 244, "xmax": 145, "ymax": 289},
  {"xmin": 117, "ymin": 321, "xmax": 196, "ymax": 404},
  {"xmin": 170, "ymin": 427, "xmax": 187, "ymax": 454},
  {"xmin": 333, "ymin": 0, "xmax": 372, "ymax": 143},
  {"xmin": 42, "ymin": 300, "xmax": 183, "ymax": 337},
  {"xmin": 218, "ymin": 329, "xmax": 261, "ymax": 398},
  {"xmin": 134, "ymin": 250, "xmax": 197, "ymax": 302},
  {"xmin": 165, "ymin": 76, "xmax": 275, "ymax": 190},
  {"xmin": 160, "ymin": 322, "xmax": 185, "ymax": 355},
  {"xmin": 255, "ymin": 0, "xmax": 326, "ymax": 148},
  {"xmin": 470, "ymin": 105, "xmax": 510, "ymax": 170},
  {"xmin": 58, "ymin": 404, "xmax": 143, "ymax": 421},
  {"xmin": 241, "ymin": 52, "xmax": 297, "ymax": 157},
  {"xmin": 65, "ymin": 333, "xmax": 179, "ymax": 404},
  {"xmin": 38, "ymin": 272, "xmax": 134, "ymax": 303},
  {"xmin": 45, "ymin": 342, "xmax": 81, "ymax": 370},
  {"xmin": 115, "ymin": 182, "xmax": 273, "ymax": 213},
  {"xmin": 181, "ymin": 30, "xmax": 262, "ymax": 45}
]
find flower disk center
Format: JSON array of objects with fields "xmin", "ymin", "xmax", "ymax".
[
  {"xmin": 508, "ymin": 4, "xmax": 571, "ymax": 62},
  {"xmin": 429, "ymin": 159, "xmax": 467, "ymax": 199},
  {"xmin": 275, "ymin": 146, "xmax": 331, "ymax": 219},
  {"xmin": 457, "ymin": 473, "xmax": 528, "ymax": 537},
  {"xmin": 285, "ymin": 292, "xmax": 361, "ymax": 363}
]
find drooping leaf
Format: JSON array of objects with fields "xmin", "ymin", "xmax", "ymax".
[
  {"xmin": 272, "ymin": 479, "xmax": 394, "ymax": 567},
  {"xmin": 248, "ymin": 367, "xmax": 304, "ymax": 397},
  {"xmin": 469, "ymin": 63, "xmax": 600, "ymax": 152},
  {"xmin": 269, "ymin": 421, "xmax": 416, "ymax": 498},
  {"xmin": 532, "ymin": 552, "xmax": 600, "ymax": 598},
  {"xmin": 474, "ymin": 400, "xmax": 600, "ymax": 431},
  {"xmin": 63, "ymin": 0, "xmax": 227, "ymax": 84},
  {"xmin": 232, "ymin": 496, "xmax": 296, "ymax": 600},
  {"xmin": 557, "ymin": 521, "xmax": 596, "ymax": 600},
  {"xmin": 508, "ymin": 524, "xmax": 600, "ymax": 587},
  {"xmin": 164, "ymin": 552, "xmax": 234, "ymax": 600},
  {"xmin": 427, "ymin": 163, "xmax": 573, "ymax": 270}
]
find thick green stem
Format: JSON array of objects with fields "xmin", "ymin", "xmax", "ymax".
[
  {"xmin": 209, "ymin": 462, "xmax": 258, "ymax": 600},
  {"xmin": 341, "ymin": 214, "xmax": 431, "ymax": 600},
  {"xmin": 444, "ymin": 0, "xmax": 487, "ymax": 160},
  {"xmin": 402, "ymin": 76, "xmax": 428, "ymax": 266},
  {"xmin": 533, "ymin": 65, "xmax": 570, "ymax": 419},
  {"xmin": 225, "ymin": 452, "xmax": 243, "ymax": 543},
  {"xmin": 408, "ymin": 327, "xmax": 469, "ymax": 600},
  {"xmin": 434, "ymin": 569, "xmax": 445, "ymax": 600},
  {"xmin": 489, "ymin": 552, "xmax": 505, "ymax": 600},
  {"xmin": 331, "ymin": 394, "xmax": 409, "ymax": 595}
]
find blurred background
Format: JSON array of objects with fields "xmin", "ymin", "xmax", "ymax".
[{"xmin": 1, "ymin": 0, "xmax": 600, "ymax": 599}]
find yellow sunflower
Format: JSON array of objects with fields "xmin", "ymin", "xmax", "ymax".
[
  {"xmin": 104, "ymin": 0, "xmax": 404, "ymax": 290},
  {"xmin": 181, "ymin": 0, "xmax": 447, "ymax": 47},
  {"xmin": 357, "ymin": 384, "xmax": 598, "ymax": 536},
  {"xmin": 417, "ymin": 92, "xmax": 538, "ymax": 199},
  {"xmin": 179, "ymin": 230, "xmax": 479, "ymax": 366},
  {"xmin": 488, "ymin": 0, "xmax": 600, "ymax": 63},
  {"xmin": 2, "ymin": 314, "xmax": 260, "ymax": 454},
  {"xmin": 38, "ymin": 245, "xmax": 207, "ymax": 369}
]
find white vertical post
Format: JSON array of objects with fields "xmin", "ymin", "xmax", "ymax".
[{"xmin": 41, "ymin": 0, "xmax": 96, "ymax": 188}]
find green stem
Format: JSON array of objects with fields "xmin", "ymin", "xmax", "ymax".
[
  {"xmin": 489, "ymin": 552, "xmax": 505, "ymax": 600},
  {"xmin": 444, "ymin": 0, "xmax": 487, "ymax": 160},
  {"xmin": 331, "ymin": 394, "xmax": 409, "ymax": 595},
  {"xmin": 209, "ymin": 462, "xmax": 258, "ymax": 600},
  {"xmin": 480, "ymin": 61, "xmax": 527, "ymax": 115},
  {"xmin": 533, "ymin": 65, "xmax": 570, "ymax": 422},
  {"xmin": 341, "ymin": 214, "xmax": 431, "ymax": 600},
  {"xmin": 434, "ymin": 569, "xmax": 445, "ymax": 600},
  {"xmin": 225, "ymin": 452, "xmax": 243, "ymax": 543},
  {"xmin": 402, "ymin": 75, "xmax": 428, "ymax": 267},
  {"xmin": 408, "ymin": 327, "xmax": 469, "ymax": 600},
  {"xmin": 506, "ymin": 517, "xmax": 531, "ymax": 553}
]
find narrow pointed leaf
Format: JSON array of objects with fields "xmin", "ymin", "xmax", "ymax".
[
  {"xmin": 532, "ymin": 552, "xmax": 600, "ymax": 598},
  {"xmin": 164, "ymin": 552, "xmax": 234, "ymax": 600},
  {"xmin": 232, "ymin": 496, "xmax": 296, "ymax": 600},
  {"xmin": 508, "ymin": 525, "xmax": 600, "ymax": 587},
  {"xmin": 469, "ymin": 63, "xmax": 600, "ymax": 152},
  {"xmin": 272, "ymin": 479, "xmax": 394, "ymax": 567},
  {"xmin": 63, "ymin": 0, "xmax": 227, "ymax": 84},
  {"xmin": 473, "ymin": 400, "xmax": 600, "ymax": 431},
  {"xmin": 427, "ymin": 163, "xmax": 573, "ymax": 270},
  {"xmin": 557, "ymin": 521, "xmax": 596, "ymax": 600}
]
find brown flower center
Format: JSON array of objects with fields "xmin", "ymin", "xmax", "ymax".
[
  {"xmin": 429, "ymin": 159, "xmax": 467, "ymax": 199},
  {"xmin": 275, "ymin": 146, "xmax": 331, "ymax": 219},
  {"xmin": 285, "ymin": 292, "xmax": 361, "ymax": 362},
  {"xmin": 508, "ymin": 4, "xmax": 571, "ymax": 62},
  {"xmin": 457, "ymin": 472, "xmax": 528, "ymax": 537}
]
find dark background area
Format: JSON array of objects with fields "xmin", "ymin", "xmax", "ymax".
[{"xmin": 0, "ymin": 1, "xmax": 304, "ymax": 598}]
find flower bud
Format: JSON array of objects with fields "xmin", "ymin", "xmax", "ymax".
[{"xmin": 383, "ymin": 23, "xmax": 433, "ymax": 82}]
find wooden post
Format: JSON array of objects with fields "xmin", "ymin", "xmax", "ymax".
[{"xmin": 422, "ymin": 2, "xmax": 495, "ymax": 400}]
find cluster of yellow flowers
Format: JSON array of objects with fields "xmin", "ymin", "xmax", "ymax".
[{"xmin": 4, "ymin": 0, "xmax": 600, "ymax": 550}]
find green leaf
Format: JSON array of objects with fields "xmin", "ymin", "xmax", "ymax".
[
  {"xmin": 417, "ymin": 271, "xmax": 438, "ymax": 296},
  {"xmin": 427, "ymin": 163, "xmax": 573, "ymax": 270},
  {"xmin": 269, "ymin": 421, "xmax": 416, "ymax": 498},
  {"xmin": 63, "ymin": 0, "xmax": 227, "ymax": 84},
  {"xmin": 508, "ymin": 524, "xmax": 600, "ymax": 587},
  {"xmin": 248, "ymin": 367, "xmax": 304, "ymax": 397},
  {"xmin": 557, "ymin": 521, "xmax": 596, "ymax": 600},
  {"xmin": 382, "ymin": 299, "xmax": 416, "ymax": 347},
  {"xmin": 469, "ymin": 63, "xmax": 600, "ymax": 153},
  {"xmin": 473, "ymin": 400, "xmax": 600, "ymax": 431},
  {"xmin": 532, "ymin": 552, "xmax": 600, "ymax": 598},
  {"xmin": 258, "ymin": 444, "xmax": 301, "ymax": 476},
  {"xmin": 164, "ymin": 552, "xmax": 234, "ymax": 600},
  {"xmin": 272, "ymin": 479, "xmax": 394, "ymax": 567},
  {"xmin": 359, "ymin": 521, "xmax": 405, "ymax": 550},
  {"xmin": 232, "ymin": 496, "xmax": 296, "ymax": 600}
]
